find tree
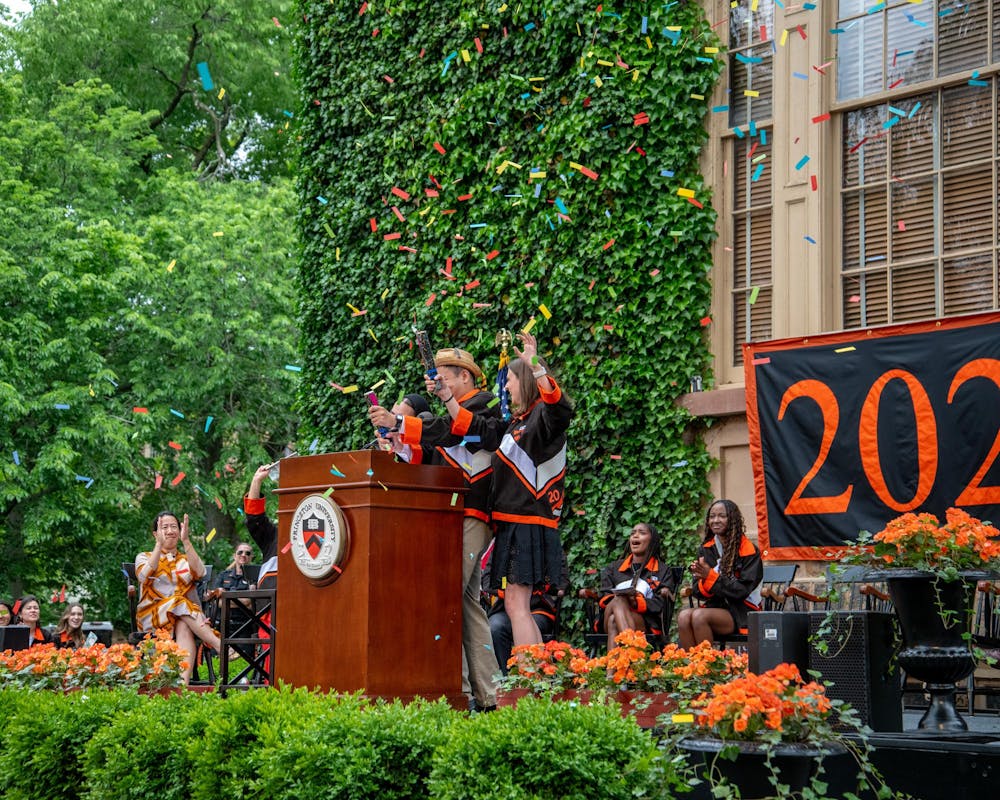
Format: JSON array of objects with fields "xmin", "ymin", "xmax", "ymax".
[
  {"xmin": 14, "ymin": 0, "xmax": 297, "ymax": 179},
  {"xmin": 0, "ymin": 71, "xmax": 299, "ymax": 625}
]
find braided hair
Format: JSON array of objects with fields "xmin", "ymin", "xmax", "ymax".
[{"xmin": 704, "ymin": 499, "xmax": 746, "ymax": 578}]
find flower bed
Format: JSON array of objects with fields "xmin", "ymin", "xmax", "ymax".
[{"xmin": 0, "ymin": 630, "xmax": 187, "ymax": 691}]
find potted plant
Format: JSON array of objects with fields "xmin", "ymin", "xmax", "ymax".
[
  {"xmin": 840, "ymin": 507, "xmax": 1000, "ymax": 730},
  {"xmin": 498, "ymin": 640, "xmax": 592, "ymax": 702},
  {"xmin": 667, "ymin": 663, "xmax": 891, "ymax": 800}
]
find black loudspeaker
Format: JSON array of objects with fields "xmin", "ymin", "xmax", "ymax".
[
  {"xmin": 82, "ymin": 621, "xmax": 114, "ymax": 647},
  {"xmin": 0, "ymin": 624, "xmax": 31, "ymax": 652},
  {"xmin": 809, "ymin": 611, "xmax": 902, "ymax": 732},
  {"xmin": 748, "ymin": 611, "xmax": 810, "ymax": 674}
]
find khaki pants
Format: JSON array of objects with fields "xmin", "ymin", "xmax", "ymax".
[{"xmin": 462, "ymin": 517, "xmax": 499, "ymax": 707}]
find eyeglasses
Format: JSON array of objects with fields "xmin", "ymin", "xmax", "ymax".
[{"xmin": 236, "ymin": 550, "xmax": 252, "ymax": 556}]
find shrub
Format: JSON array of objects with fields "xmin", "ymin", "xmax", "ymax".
[
  {"xmin": 427, "ymin": 697, "xmax": 682, "ymax": 800},
  {"xmin": 187, "ymin": 684, "xmax": 332, "ymax": 798},
  {"xmin": 82, "ymin": 691, "xmax": 218, "ymax": 800},
  {"xmin": 257, "ymin": 695, "xmax": 457, "ymax": 800},
  {"xmin": 0, "ymin": 689, "xmax": 143, "ymax": 800}
]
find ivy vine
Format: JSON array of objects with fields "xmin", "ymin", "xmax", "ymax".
[{"xmin": 295, "ymin": 0, "xmax": 724, "ymax": 639}]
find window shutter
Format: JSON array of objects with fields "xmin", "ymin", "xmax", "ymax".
[
  {"xmin": 889, "ymin": 93, "xmax": 935, "ymax": 178},
  {"xmin": 942, "ymin": 168, "xmax": 994, "ymax": 251},
  {"xmin": 836, "ymin": 16, "xmax": 886, "ymax": 101},
  {"xmin": 890, "ymin": 262, "xmax": 937, "ymax": 321},
  {"xmin": 938, "ymin": 0, "xmax": 990, "ymax": 75},
  {"xmin": 941, "ymin": 84, "xmax": 994, "ymax": 168},
  {"xmin": 730, "ymin": 46, "xmax": 774, "ymax": 126},
  {"xmin": 843, "ymin": 187, "xmax": 888, "ymax": 269},
  {"xmin": 887, "ymin": 3, "xmax": 935, "ymax": 87},
  {"xmin": 890, "ymin": 176, "xmax": 934, "ymax": 261},
  {"xmin": 943, "ymin": 253, "xmax": 997, "ymax": 315},
  {"xmin": 843, "ymin": 270, "xmax": 888, "ymax": 328},
  {"xmin": 844, "ymin": 108, "xmax": 888, "ymax": 187}
]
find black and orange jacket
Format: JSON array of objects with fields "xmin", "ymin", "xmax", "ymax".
[
  {"xmin": 243, "ymin": 496, "xmax": 277, "ymax": 590},
  {"xmin": 598, "ymin": 554, "xmax": 674, "ymax": 633},
  {"xmin": 399, "ymin": 388, "xmax": 504, "ymax": 522},
  {"xmin": 53, "ymin": 630, "xmax": 83, "ymax": 649},
  {"xmin": 27, "ymin": 626, "xmax": 52, "ymax": 648},
  {"xmin": 691, "ymin": 535, "xmax": 763, "ymax": 632},
  {"xmin": 490, "ymin": 379, "xmax": 574, "ymax": 529}
]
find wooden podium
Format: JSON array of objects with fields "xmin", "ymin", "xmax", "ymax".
[{"xmin": 273, "ymin": 450, "xmax": 466, "ymax": 705}]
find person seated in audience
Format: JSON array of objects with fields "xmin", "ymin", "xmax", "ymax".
[
  {"xmin": 481, "ymin": 543, "xmax": 569, "ymax": 675},
  {"xmin": 0, "ymin": 601, "xmax": 13, "ymax": 627},
  {"xmin": 677, "ymin": 499, "xmax": 763, "ymax": 649},
  {"xmin": 220, "ymin": 542, "xmax": 257, "ymax": 592},
  {"xmin": 598, "ymin": 523, "xmax": 676, "ymax": 650},
  {"xmin": 214, "ymin": 541, "xmax": 256, "ymax": 629},
  {"xmin": 52, "ymin": 603, "xmax": 86, "ymax": 649},
  {"xmin": 16, "ymin": 595, "xmax": 52, "ymax": 647},
  {"xmin": 135, "ymin": 510, "xmax": 223, "ymax": 684}
]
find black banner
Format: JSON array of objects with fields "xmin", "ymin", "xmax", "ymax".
[{"xmin": 744, "ymin": 312, "xmax": 1000, "ymax": 559}]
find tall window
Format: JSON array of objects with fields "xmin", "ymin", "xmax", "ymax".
[
  {"xmin": 732, "ymin": 130, "xmax": 774, "ymax": 363},
  {"xmin": 729, "ymin": 0, "xmax": 775, "ymax": 365},
  {"xmin": 838, "ymin": 0, "xmax": 1000, "ymax": 327}
]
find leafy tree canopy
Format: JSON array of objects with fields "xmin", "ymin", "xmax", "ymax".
[
  {"xmin": 0, "ymin": 70, "xmax": 298, "ymax": 625},
  {"xmin": 12, "ymin": 0, "xmax": 298, "ymax": 179}
]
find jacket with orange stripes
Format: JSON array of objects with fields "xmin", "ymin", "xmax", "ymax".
[
  {"xmin": 598, "ymin": 554, "xmax": 674, "ymax": 633},
  {"xmin": 690, "ymin": 535, "xmax": 763, "ymax": 632},
  {"xmin": 490, "ymin": 378, "xmax": 574, "ymax": 529},
  {"xmin": 399, "ymin": 388, "xmax": 504, "ymax": 522}
]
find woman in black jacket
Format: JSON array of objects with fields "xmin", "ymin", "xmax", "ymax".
[
  {"xmin": 677, "ymin": 499, "xmax": 763, "ymax": 648},
  {"xmin": 598, "ymin": 522, "xmax": 675, "ymax": 650}
]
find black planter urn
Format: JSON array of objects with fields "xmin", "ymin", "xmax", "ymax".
[{"xmin": 882, "ymin": 569, "xmax": 980, "ymax": 732}]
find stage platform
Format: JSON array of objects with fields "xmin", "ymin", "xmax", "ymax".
[{"xmin": 854, "ymin": 710, "xmax": 1000, "ymax": 800}]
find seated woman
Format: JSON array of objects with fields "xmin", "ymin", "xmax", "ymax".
[
  {"xmin": 16, "ymin": 595, "xmax": 52, "ymax": 647},
  {"xmin": 0, "ymin": 600, "xmax": 13, "ymax": 627},
  {"xmin": 598, "ymin": 522, "xmax": 676, "ymax": 650},
  {"xmin": 135, "ymin": 510, "xmax": 223, "ymax": 684},
  {"xmin": 52, "ymin": 603, "xmax": 86, "ymax": 649},
  {"xmin": 677, "ymin": 499, "xmax": 763, "ymax": 649},
  {"xmin": 219, "ymin": 542, "xmax": 256, "ymax": 592}
]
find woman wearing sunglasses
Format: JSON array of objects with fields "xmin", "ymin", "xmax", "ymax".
[{"xmin": 220, "ymin": 543, "xmax": 256, "ymax": 592}]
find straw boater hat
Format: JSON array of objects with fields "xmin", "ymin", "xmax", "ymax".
[{"xmin": 434, "ymin": 348, "xmax": 484, "ymax": 381}]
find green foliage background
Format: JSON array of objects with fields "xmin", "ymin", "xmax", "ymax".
[{"xmin": 295, "ymin": 1, "xmax": 723, "ymax": 631}]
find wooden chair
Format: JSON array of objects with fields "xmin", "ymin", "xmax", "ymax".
[
  {"xmin": 120, "ymin": 562, "xmax": 145, "ymax": 646},
  {"xmin": 218, "ymin": 588, "xmax": 276, "ymax": 693},
  {"xmin": 784, "ymin": 565, "xmax": 892, "ymax": 613}
]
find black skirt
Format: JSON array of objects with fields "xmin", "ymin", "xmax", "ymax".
[{"xmin": 489, "ymin": 522, "xmax": 563, "ymax": 590}]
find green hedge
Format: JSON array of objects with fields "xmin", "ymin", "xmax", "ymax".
[
  {"xmin": 294, "ymin": 1, "xmax": 724, "ymax": 637},
  {"xmin": 0, "ymin": 689, "xmax": 686, "ymax": 800}
]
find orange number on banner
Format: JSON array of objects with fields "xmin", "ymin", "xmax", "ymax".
[
  {"xmin": 778, "ymin": 379, "xmax": 853, "ymax": 515},
  {"xmin": 859, "ymin": 369, "xmax": 937, "ymax": 512},
  {"xmin": 948, "ymin": 358, "xmax": 1000, "ymax": 506}
]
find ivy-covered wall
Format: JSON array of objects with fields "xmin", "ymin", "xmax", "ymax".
[{"xmin": 295, "ymin": 0, "xmax": 724, "ymax": 633}]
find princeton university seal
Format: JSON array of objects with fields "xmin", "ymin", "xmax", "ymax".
[{"xmin": 289, "ymin": 494, "xmax": 349, "ymax": 583}]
